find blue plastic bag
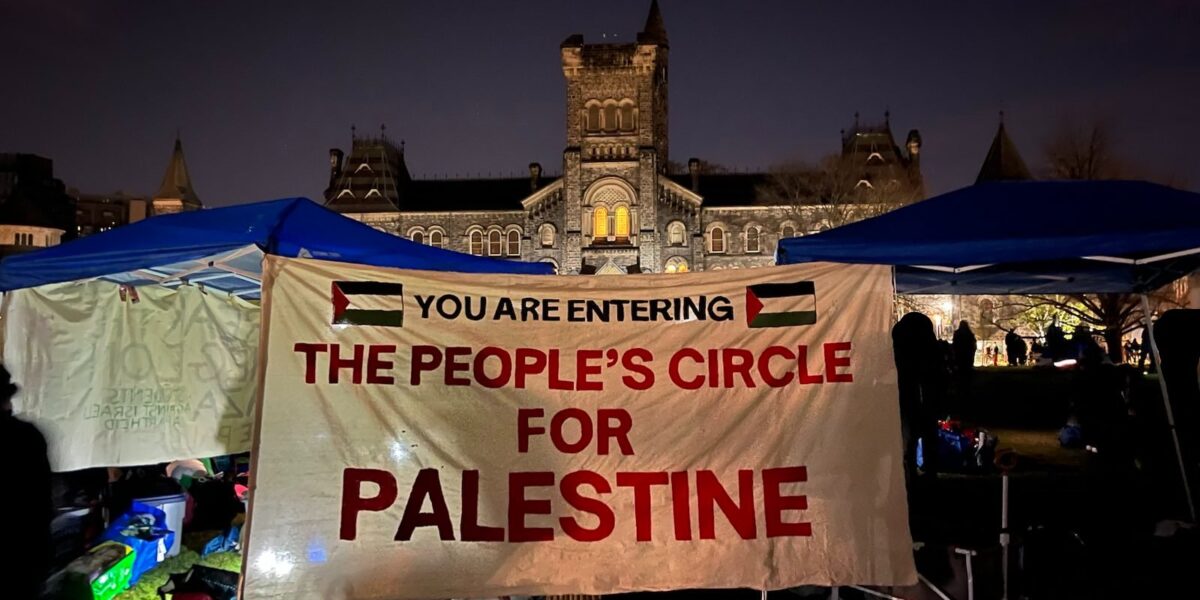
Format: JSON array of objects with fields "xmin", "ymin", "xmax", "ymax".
[{"xmin": 97, "ymin": 501, "xmax": 176, "ymax": 585}]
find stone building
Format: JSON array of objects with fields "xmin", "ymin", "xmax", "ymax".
[
  {"xmin": 323, "ymin": 1, "xmax": 922, "ymax": 274},
  {"xmin": 0, "ymin": 153, "xmax": 74, "ymax": 257},
  {"xmin": 70, "ymin": 136, "xmax": 200, "ymax": 238},
  {"xmin": 150, "ymin": 136, "xmax": 203, "ymax": 216}
]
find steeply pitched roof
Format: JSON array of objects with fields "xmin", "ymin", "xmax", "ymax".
[
  {"xmin": 976, "ymin": 122, "xmax": 1032, "ymax": 183},
  {"xmin": 639, "ymin": 0, "xmax": 668, "ymax": 46},
  {"xmin": 666, "ymin": 172, "xmax": 778, "ymax": 207},
  {"xmin": 154, "ymin": 138, "xmax": 202, "ymax": 208}
]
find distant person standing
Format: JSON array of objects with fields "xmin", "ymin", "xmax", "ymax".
[
  {"xmin": 1005, "ymin": 331, "xmax": 1021, "ymax": 365},
  {"xmin": 0, "ymin": 365, "xmax": 52, "ymax": 599},
  {"xmin": 953, "ymin": 321, "xmax": 977, "ymax": 372}
]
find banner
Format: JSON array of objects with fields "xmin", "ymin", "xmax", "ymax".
[
  {"xmin": 245, "ymin": 256, "xmax": 913, "ymax": 599},
  {"xmin": 1, "ymin": 281, "xmax": 260, "ymax": 471}
]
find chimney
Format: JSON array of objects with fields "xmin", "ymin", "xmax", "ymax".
[
  {"xmin": 529, "ymin": 162, "xmax": 542, "ymax": 191},
  {"xmin": 329, "ymin": 148, "xmax": 344, "ymax": 183},
  {"xmin": 688, "ymin": 157, "xmax": 701, "ymax": 192}
]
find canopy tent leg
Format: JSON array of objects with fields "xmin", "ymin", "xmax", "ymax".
[{"xmin": 1140, "ymin": 294, "xmax": 1197, "ymax": 522}]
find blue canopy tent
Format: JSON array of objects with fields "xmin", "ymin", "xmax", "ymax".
[
  {"xmin": 778, "ymin": 180, "xmax": 1200, "ymax": 521},
  {"xmin": 0, "ymin": 197, "xmax": 551, "ymax": 296},
  {"xmin": 777, "ymin": 180, "xmax": 1200, "ymax": 295}
]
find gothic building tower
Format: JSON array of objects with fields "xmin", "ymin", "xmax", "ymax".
[{"xmin": 152, "ymin": 136, "xmax": 203, "ymax": 216}]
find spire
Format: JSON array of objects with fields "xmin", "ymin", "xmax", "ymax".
[
  {"xmin": 639, "ymin": 0, "xmax": 668, "ymax": 46},
  {"xmin": 153, "ymin": 136, "xmax": 202, "ymax": 211},
  {"xmin": 975, "ymin": 118, "xmax": 1032, "ymax": 184}
]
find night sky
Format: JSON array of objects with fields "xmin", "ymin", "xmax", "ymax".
[{"xmin": 3, "ymin": 0, "xmax": 1197, "ymax": 207}]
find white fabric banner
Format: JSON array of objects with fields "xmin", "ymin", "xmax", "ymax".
[
  {"xmin": 245, "ymin": 256, "xmax": 914, "ymax": 599},
  {"xmin": 1, "ymin": 281, "xmax": 260, "ymax": 471}
]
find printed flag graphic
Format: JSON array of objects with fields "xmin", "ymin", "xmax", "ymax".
[
  {"xmin": 745, "ymin": 281, "xmax": 816, "ymax": 328},
  {"xmin": 331, "ymin": 281, "xmax": 404, "ymax": 327}
]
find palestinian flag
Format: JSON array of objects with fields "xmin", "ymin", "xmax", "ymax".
[
  {"xmin": 331, "ymin": 281, "xmax": 405, "ymax": 327},
  {"xmin": 745, "ymin": 281, "xmax": 817, "ymax": 328}
]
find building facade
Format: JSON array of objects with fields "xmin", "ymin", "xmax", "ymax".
[
  {"xmin": 324, "ymin": 1, "xmax": 921, "ymax": 274},
  {"xmin": 0, "ymin": 153, "xmax": 74, "ymax": 257}
]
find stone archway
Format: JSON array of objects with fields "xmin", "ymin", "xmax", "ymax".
[{"xmin": 596, "ymin": 261, "xmax": 625, "ymax": 275}]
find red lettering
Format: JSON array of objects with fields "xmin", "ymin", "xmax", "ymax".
[
  {"xmin": 550, "ymin": 408, "xmax": 593, "ymax": 453},
  {"xmin": 763, "ymin": 466, "xmax": 812, "ymax": 537},
  {"xmin": 444, "ymin": 347, "xmax": 471, "ymax": 386},
  {"xmin": 722, "ymin": 348, "xmax": 756, "ymax": 388},
  {"xmin": 460, "ymin": 470, "xmax": 504, "ymax": 541},
  {"xmin": 548, "ymin": 350, "xmax": 575, "ymax": 391},
  {"xmin": 366, "ymin": 344, "xmax": 396, "ymax": 384},
  {"xmin": 508, "ymin": 472, "xmax": 555, "ymax": 542},
  {"xmin": 616, "ymin": 471, "xmax": 669, "ymax": 542},
  {"xmin": 474, "ymin": 346, "xmax": 512, "ymax": 389},
  {"xmin": 596, "ymin": 408, "xmax": 634, "ymax": 456},
  {"xmin": 515, "ymin": 348, "xmax": 547, "ymax": 388},
  {"xmin": 559, "ymin": 470, "xmax": 615, "ymax": 542},
  {"xmin": 394, "ymin": 469, "xmax": 454, "ymax": 541},
  {"xmin": 577, "ymin": 349, "xmax": 603, "ymax": 391},
  {"xmin": 410, "ymin": 345, "xmax": 441, "ymax": 385},
  {"xmin": 758, "ymin": 346, "xmax": 795, "ymax": 387},
  {"xmin": 621, "ymin": 348, "xmax": 655, "ymax": 390},
  {"xmin": 329, "ymin": 343, "xmax": 365, "ymax": 384},
  {"xmin": 668, "ymin": 348, "xmax": 704, "ymax": 390},
  {"xmin": 339, "ymin": 468, "xmax": 397, "ymax": 541},
  {"xmin": 517, "ymin": 408, "xmax": 545, "ymax": 453},
  {"xmin": 825, "ymin": 342, "xmax": 853, "ymax": 382},
  {"xmin": 294, "ymin": 343, "xmax": 327, "ymax": 384},
  {"xmin": 697, "ymin": 470, "xmax": 757, "ymax": 540},
  {"xmin": 796, "ymin": 345, "xmax": 824, "ymax": 384},
  {"xmin": 670, "ymin": 471, "xmax": 692, "ymax": 541}
]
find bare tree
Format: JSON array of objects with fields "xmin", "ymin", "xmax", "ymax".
[
  {"xmin": 757, "ymin": 153, "xmax": 921, "ymax": 233},
  {"xmin": 1032, "ymin": 117, "xmax": 1188, "ymax": 361}
]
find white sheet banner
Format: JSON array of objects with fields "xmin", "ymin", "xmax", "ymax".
[
  {"xmin": 245, "ymin": 256, "xmax": 913, "ymax": 599},
  {"xmin": 1, "ymin": 281, "xmax": 260, "ymax": 471}
]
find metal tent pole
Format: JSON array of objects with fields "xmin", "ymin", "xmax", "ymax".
[{"xmin": 1140, "ymin": 294, "xmax": 1197, "ymax": 522}]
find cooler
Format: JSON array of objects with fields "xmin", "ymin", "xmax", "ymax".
[{"xmin": 133, "ymin": 493, "xmax": 187, "ymax": 557}]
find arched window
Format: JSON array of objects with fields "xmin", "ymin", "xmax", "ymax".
[
  {"xmin": 539, "ymin": 223, "xmax": 556, "ymax": 248},
  {"xmin": 410, "ymin": 230, "xmax": 424, "ymax": 245},
  {"xmin": 619, "ymin": 101, "xmax": 635, "ymax": 132},
  {"xmin": 593, "ymin": 206, "xmax": 609, "ymax": 239},
  {"xmin": 745, "ymin": 226, "xmax": 761, "ymax": 253},
  {"xmin": 668, "ymin": 221, "xmax": 686, "ymax": 246},
  {"xmin": 781, "ymin": 224, "xmax": 796, "ymax": 239},
  {"xmin": 603, "ymin": 103, "xmax": 618, "ymax": 133},
  {"xmin": 488, "ymin": 230, "xmax": 503, "ymax": 256},
  {"xmin": 429, "ymin": 230, "xmax": 445, "ymax": 248},
  {"xmin": 709, "ymin": 226, "xmax": 726, "ymax": 253},
  {"xmin": 540, "ymin": 258, "xmax": 559, "ymax": 275},
  {"xmin": 665, "ymin": 256, "xmax": 689, "ymax": 274},
  {"xmin": 586, "ymin": 103, "xmax": 601, "ymax": 133},
  {"xmin": 469, "ymin": 230, "xmax": 484, "ymax": 256},
  {"xmin": 506, "ymin": 230, "xmax": 521, "ymax": 256},
  {"xmin": 614, "ymin": 205, "xmax": 630, "ymax": 240}
]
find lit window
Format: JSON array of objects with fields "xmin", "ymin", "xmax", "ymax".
[
  {"xmin": 665, "ymin": 256, "xmax": 689, "ymax": 273},
  {"xmin": 429, "ymin": 230, "xmax": 444, "ymax": 248},
  {"xmin": 746, "ymin": 227, "xmax": 761, "ymax": 253},
  {"xmin": 539, "ymin": 224, "xmax": 555, "ymax": 248},
  {"xmin": 506, "ymin": 230, "xmax": 521, "ymax": 256},
  {"xmin": 614, "ymin": 206, "xmax": 630, "ymax": 240},
  {"xmin": 668, "ymin": 222, "xmax": 685, "ymax": 246},
  {"xmin": 593, "ymin": 206, "xmax": 609, "ymax": 239},
  {"xmin": 488, "ymin": 230, "xmax": 503, "ymax": 256},
  {"xmin": 781, "ymin": 224, "xmax": 796, "ymax": 239},
  {"xmin": 710, "ymin": 226, "xmax": 726, "ymax": 253},
  {"xmin": 470, "ymin": 230, "xmax": 484, "ymax": 255},
  {"xmin": 411, "ymin": 230, "xmax": 424, "ymax": 245}
]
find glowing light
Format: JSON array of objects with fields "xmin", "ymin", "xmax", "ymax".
[
  {"xmin": 390, "ymin": 440, "xmax": 411, "ymax": 463},
  {"xmin": 255, "ymin": 549, "xmax": 296, "ymax": 578},
  {"xmin": 1053, "ymin": 359, "xmax": 1077, "ymax": 368},
  {"xmin": 941, "ymin": 300, "xmax": 953, "ymax": 313}
]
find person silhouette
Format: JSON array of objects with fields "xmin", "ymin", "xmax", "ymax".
[{"xmin": 1, "ymin": 365, "xmax": 52, "ymax": 599}]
